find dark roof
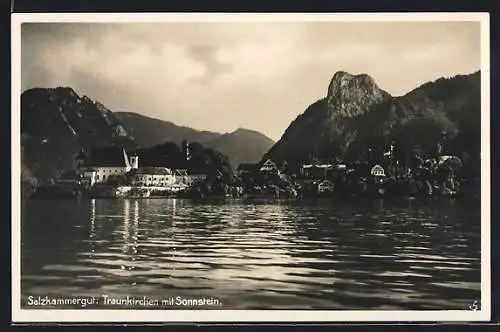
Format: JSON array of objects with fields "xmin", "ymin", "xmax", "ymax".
[
  {"xmin": 260, "ymin": 159, "xmax": 278, "ymax": 167},
  {"xmin": 174, "ymin": 169, "xmax": 188, "ymax": 176},
  {"xmin": 130, "ymin": 167, "xmax": 173, "ymax": 175},
  {"xmin": 84, "ymin": 147, "xmax": 130, "ymax": 167}
]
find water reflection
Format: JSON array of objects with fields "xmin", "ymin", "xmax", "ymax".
[
  {"xmin": 21, "ymin": 198, "xmax": 481, "ymax": 310},
  {"xmin": 88, "ymin": 199, "xmax": 96, "ymax": 255}
]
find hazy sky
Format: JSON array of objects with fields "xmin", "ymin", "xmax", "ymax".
[{"xmin": 21, "ymin": 21, "xmax": 481, "ymax": 141}]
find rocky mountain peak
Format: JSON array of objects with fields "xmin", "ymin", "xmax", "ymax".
[
  {"xmin": 326, "ymin": 71, "xmax": 390, "ymax": 117},
  {"xmin": 53, "ymin": 86, "xmax": 77, "ymax": 96}
]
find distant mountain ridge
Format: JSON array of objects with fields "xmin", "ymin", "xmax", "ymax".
[
  {"xmin": 114, "ymin": 112, "xmax": 275, "ymax": 167},
  {"xmin": 20, "ymin": 87, "xmax": 275, "ymax": 194},
  {"xmin": 114, "ymin": 112, "xmax": 221, "ymax": 147},
  {"xmin": 203, "ymin": 127, "xmax": 275, "ymax": 168}
]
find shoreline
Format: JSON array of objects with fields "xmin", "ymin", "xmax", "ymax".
[{"xmin": 26, "ymin": 194, "xmax": 480, "ymax": 202}]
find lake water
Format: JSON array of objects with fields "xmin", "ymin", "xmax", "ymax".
[{"xmin": 20, "ymin": 198, "xmax": 481, "ymax": 310}]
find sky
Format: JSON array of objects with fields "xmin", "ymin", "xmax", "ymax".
[{"xmin": 20, "ymin": 20, "xmax": 481, "ymax": 141}]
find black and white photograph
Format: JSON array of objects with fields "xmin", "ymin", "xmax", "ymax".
[{"xmin": 11, "ymin": 13, "xmax": 490, "ymax": 322}]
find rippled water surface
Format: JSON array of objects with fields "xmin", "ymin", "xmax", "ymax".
[{"xmin": 21, "ymin": 198, "xmax": 481, "ymax": 310}]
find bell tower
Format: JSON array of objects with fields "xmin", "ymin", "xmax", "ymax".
[
  {"xmin": 129, "ymin": 154, "xmax": 139, "ymax": 169},
  {"xmin": 182, "ymin": 139, "xmax": 191, "ymax": 161}
]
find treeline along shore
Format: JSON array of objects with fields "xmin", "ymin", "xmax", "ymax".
[
  {"xmin": 28, "ymin": 140, "xmax": 479, "ymax": 201},
  {"xmin": 21, "ymin": 70, "xmax": 481, "ymax": 202}
]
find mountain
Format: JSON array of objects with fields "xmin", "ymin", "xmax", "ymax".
[
  {"xmin": 114, "ymin": 112, "xmax": 220, "ymax": 147},
  {"xmin": 264, "ymin": 71, "xmax": 391, "ymax": 165},
  {"xmin": 264, "ymin": 70, "xmax": 481, "ymax": 176},
  {"xmin": 21, "ymin": 87, "xmax": 136, "ymax": 193},
  {"xmin": 202, "ymin": 128, "xmax": 275, "ymax": 167},
  {"xmin": 114, "ymin": 112, "xmax": 275, "ymax": 167},
  {"xmin": 20, "ymin": 87, "xmax": 275, "ymax": 194},
  {"xmin": 345, "ymin": 72, "xmax": 481, "ymax": 163}
]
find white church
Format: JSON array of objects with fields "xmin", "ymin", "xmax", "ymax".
[
  {"xmin": 78, "ymin": 146, "xmax": 206, "ymax": 188},
  {"xmin": 79, "ymin": 147, "xmax": 139, "ymax": 186}
]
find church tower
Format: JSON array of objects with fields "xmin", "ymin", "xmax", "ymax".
[
  {"xmin": 182, "ymin": 139, "xmax": 191, "ymax": 161},
  {"xmin": 129, "ymin": 154, "xmax": 139, "ymax": 169}
]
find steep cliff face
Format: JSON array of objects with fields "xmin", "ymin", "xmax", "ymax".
[
  {"xmin": 326, "ymin": 71, "xmax": 390, "ymax": 117},
  {"xmin": 264, "ymin": 70, "xmax": 481, "ymax": 173},
  {"xmin": 22, "ymin": 88, "xmax": 133, "ymax": 146},
  {"xmin": 21, "ymin": 87, "xmax": 136, "ymax": 187},
  {"xmin": 264, "ymin": 71, "xmax": 391, "ymax": 164}
]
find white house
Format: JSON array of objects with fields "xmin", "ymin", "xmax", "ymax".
[
  {"xmin": 79, "ymin": 146, "xmax": 208, "ymax": 189},
  {"xmin": 334, "ymin": 164, "xmax": 347, "ymax": 171},
  {"xmin": 130, "ymin": 167, "xmax": 175, "ymax": 187},
  {"xmin": 317, "ymin": 180, "xmax": 335, "ymax": 193},
  {"xmin": 301, "ymin": 163, "xmax": 333, "ymax": 178},
  {"xmin": 370, "ymin": 164, "xmax": 386, "ymax": 177},
  {"xmin": 188, "ymin": 174, "xmax": 208, "ymax": 186},
  {"xmin": 80, "ymin": 147, "xmax": 137, "ymax": 186},
  {"xmin": 260, "ymin": 159, "xmax": 280, "ymax": 175}
]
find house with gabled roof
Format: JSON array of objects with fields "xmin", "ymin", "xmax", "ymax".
[
  {"xmin": 80, "ymin": 146, "xmax": 137, "ymax": 186},
  {"xmin": 317, "ymin": 179, "xmax": 335, "ymax": 194},
  {"xmin": 79, "ymin": 145, "xmax": 207, "ymax": 189},
  {"xmin": 259, "ymin": 159, "xmax": 280, "ymax": 175},
  {"xmin": 129, "ymin": 167, "xmax": 175, "ymax": 187},
  {"xmin": 300, "ymin": 163, "xmax": 333, "ymax": 179},
  {"xmin": 370, "ymin": 164, "xmax": 386, "ymax": 177}
]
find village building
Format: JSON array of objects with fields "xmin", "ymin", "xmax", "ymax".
[
  {"xmin": 300, "ymin": 163, "xmax": 333, "ymax": 179},
  {"xmin": 79, "ymin": 146, "xmax": 206, "ymax": 189},
  {"xmin": 294, "ymin": 178, "xmax": 316, "ymax": 188},
  {"xmin": 188, "ymin": 174, "xmax": 208, "ymax": 185},
  {"xmin": 170, "ymin": 169, "xmax": 204, "ymax": 187},
  {"xmin": 128, "ymin": 167, "xmax": 207, "ymax": 189},
  {"xmin": 259, "ymin": 159, "xmax": 280, "ymax": 176},
  {"xmin": 129, "ymin": 167, "xmax": 175, "ymax": 187},
  {"xmin": 334, "ymin": 164, "xmax": 347, "ymax": 171},
  {"xmin": 370, "ymin": 165, "xmax": 385, "ymax": 178},
  {"xmin": 317, "ymin": 180, "xmax": 335, "ymax": 194},
  {"xmin": 80, "ymin": 147, "xmax": 137, "ymax": 186},
  {"xmin": 174, "ymin": 169, "xmax": 189, "ymax": 185}
]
